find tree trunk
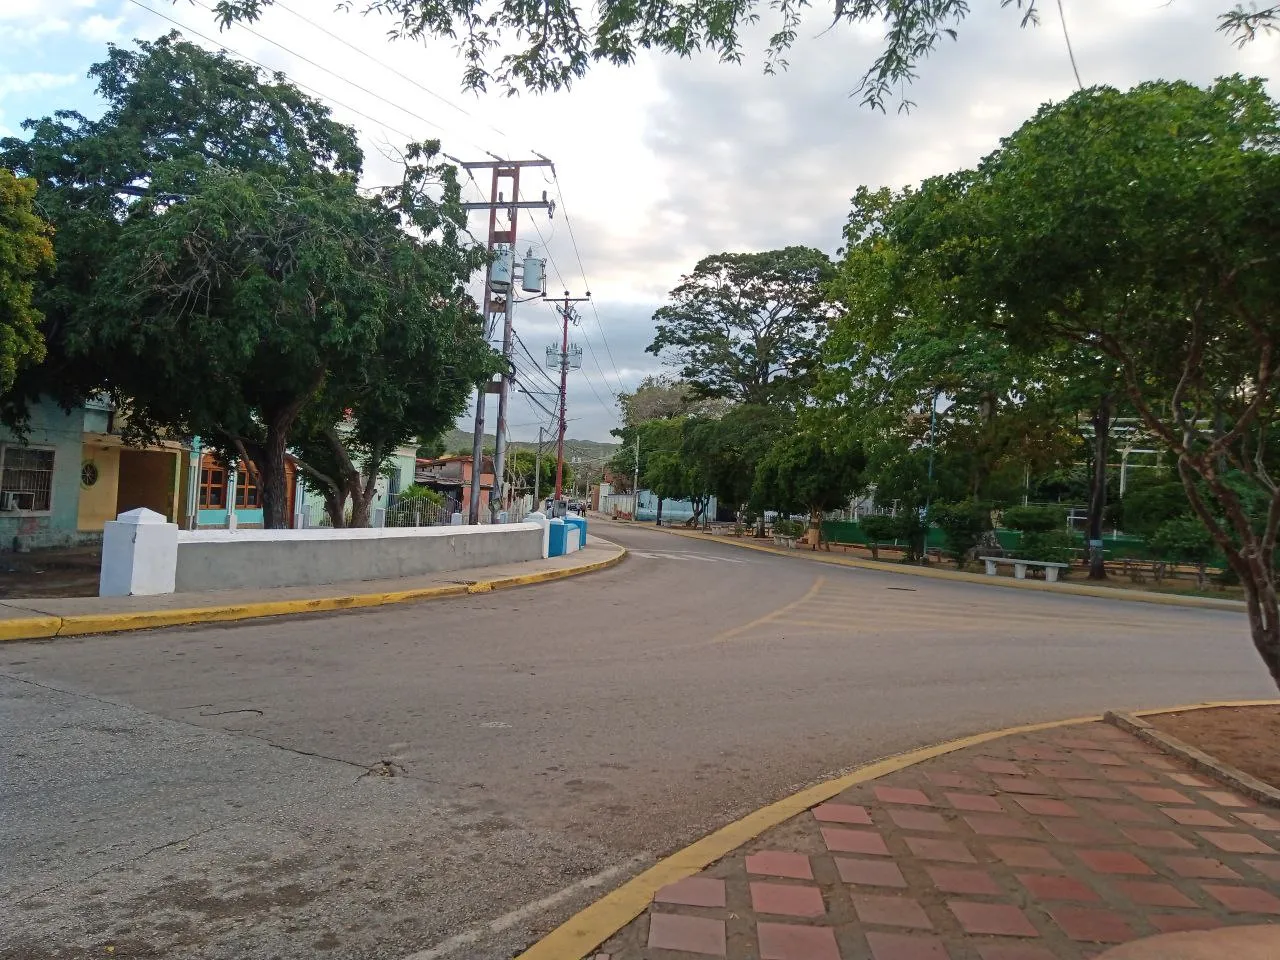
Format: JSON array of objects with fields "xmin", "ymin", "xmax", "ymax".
[
  {"xmin": 324, "ymin": 491, "xmax": 347, "ymax": 528},
  {"xmin": 809, "ymin": 508, "xmax": 822, "ymax": 551},
  {"xmin": 1241, "ymin": 568, "xmax": 1280, "ymax": 689},
  {"xmin": 260, "ymin": 417, "xmax": 292, "ymax": 529},
  {"xmin": 1086, "ymin": 393, "xmax": 1111, "ymax": 580},
  {"xmin": 656, "ymin": 497, "xmax": 664, "ymax": 526}
]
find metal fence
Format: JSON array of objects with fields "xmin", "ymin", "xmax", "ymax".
[{"xmin": 382, "ymin": 496, "xmax": 451, "ymax": 528}]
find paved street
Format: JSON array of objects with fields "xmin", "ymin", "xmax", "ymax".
[{"xmin": 2, "ymin": 521, "xmax": 1273, "ymax": 960}]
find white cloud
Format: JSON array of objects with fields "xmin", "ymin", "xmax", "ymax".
[
  {"xmin": 0, "ymin": 72, "xmax": 80, "ymax": 98},
  {"xmin": 5, "ymin": 0, "xmax": 1275, "ymax": 439},
  {"xmin": 79, "ymin": 14, "xmax": 124, "ymax": 43}
]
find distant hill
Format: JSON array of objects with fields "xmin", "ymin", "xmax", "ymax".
[{"xmin": 437, "ymin": 429, "xmax": 618, "ymax": 466}]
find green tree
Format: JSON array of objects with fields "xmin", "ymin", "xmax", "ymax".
[
  {"xmin": 209, "ymin": 1, "xmax": 1273, "ymax": 108},
  {"xmin": 648, "ymin": 247, "xmax": 834, "ymax": 406},
  {"xmin": 930, "ymin": 500, "xmax": 989, "ymax": 568},
  {"xmin": 859, "ymin": 514, "xmax": 900, "ymax": 562},
  {"xmin": 508, "ymin": 448, "xmax": 571, "ymax": 497},
  {"xmin": 1118, "ymin": 472, "xmax": 1193, "ymax": 540},
  {"xmin": 683, "ymin": 404, "xmax": 793, "ymax": 524},
  {"xmin": 753, "ymin": 427, "xmax": 866, "ymax": 548},
  {"xmin": 639, "ymin": 417, "xmax": 709, "ymax": 525},
  {"xmin": 1151, "ymin": 517, "xmax": 1217, "ymax": 589},
  {"xmin": 2, "ymin": 37, "xmax": 488, "ymax": 529},
  {"xmin": 911, "ymin": 77, "xmax": 1280, "ymax": 682},
  {"xmin": 0, "ymin": 170, "xmax": 51, "ymax": 394},
  {"xmin": 1, "ymin": 34, "xmax": 363, "ymax": 429},
  {"xmin": 618, "ymin": 375, "xmax": 695, "ymax": 426},
  {"xmin": 824, "ymin": 187, "xmax": 1080, "ymax": 515}
]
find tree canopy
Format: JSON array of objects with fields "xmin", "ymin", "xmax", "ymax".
[
  {"xmin": 207, "ymin": 1, "xmax": 1276, "ymax": 109},
  {"xmin": 0, "ymin": 170, "xmax": 52, "ymax": 395},
  {"xmin": 648, "ymin": 246, "xmax": 834, "ymax": 406},
  {"xmin": 892, "ymin": 76, "xmax": 1280, "ymax": 683},
  {"xmin": 1, "ymin": 35, "xmax": 492, "ymax": 528}
]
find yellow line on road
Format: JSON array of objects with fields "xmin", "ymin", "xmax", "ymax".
[
  {"xmin": 514, "ymin": 698, "xmax": 1279, "ymax": 960},
  {"xmin": 710, "ymin": 576, "xmax": 825, "ymax": 644},
  {"xmin": 650, "ymin": 527, "xmax": 1246, "ymax": 612}
]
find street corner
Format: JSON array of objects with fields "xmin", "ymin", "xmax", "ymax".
[{"xmin": 532, "ymin": 709, "xmax": 1280, "ymax": 960}]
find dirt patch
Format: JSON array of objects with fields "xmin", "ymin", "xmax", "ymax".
[
  {"xmin": 0, "ymin": 546, "xmax": 102, "ymax": 598},
  {"xmin": 1145, "ymin": 704, "xmax": 1280, "ymax": 790}
]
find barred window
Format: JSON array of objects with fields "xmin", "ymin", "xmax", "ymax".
[{"xmin": 1, "ymin": 447, "xmax": 55, "ymax": 511}]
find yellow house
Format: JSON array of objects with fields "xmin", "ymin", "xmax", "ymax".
[{"xmin": 77, "ymin": 420, "xmax": 186, "ymax": 533}]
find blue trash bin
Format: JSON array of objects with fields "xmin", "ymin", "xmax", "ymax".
[
  {"xmin": 547, "ymin": 517, "xmax": 567, "ymax": 557},
  {"xmin": 565, "ymin": 516, "xmax": 587, "ymax": 549}
]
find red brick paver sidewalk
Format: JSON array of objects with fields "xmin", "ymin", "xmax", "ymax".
[{"xmin": 597, "ymin": 721, "xmax": 1280, "ymax": 959}]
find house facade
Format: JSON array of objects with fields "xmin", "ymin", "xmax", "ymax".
[
  {"xmin": 0, "ymin": 396, "xmax": 185, "ymax": 550},
  {"xmin": 415, "ymin": 454, "xmax": 494, "ymax": 518}
]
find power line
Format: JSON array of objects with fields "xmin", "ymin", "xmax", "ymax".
[
  {"xmin": 125, "ymin": 0, "xmax": 419, "ymax": 143},
  {"xmin": 549, "ymin": 170, "xmax": 629, "ymax": 396},
  {"xmin": 187, "ymin": 0, "xmax": 455, "ymax": 139},
  {"xmin": 270, "ymin": 0, "xmax": 515, "ymax": 148},
  {"xmin": 521, "ymin": 197, "xmax": 620, "ymax": 419}
]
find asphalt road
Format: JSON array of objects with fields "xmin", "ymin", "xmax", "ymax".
[{"xmin": 2, "ymin": 521, "xmax": 1272, "ymax": 959}]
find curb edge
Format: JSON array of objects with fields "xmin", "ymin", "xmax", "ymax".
[
  {"xmin": 1105, "ymin": 704, "xmax": 1280, "ymax": 809},
  {"xmin": 514, "ymin": 698, "xmax": 1280, "ymax": 960},
  {"xmin": 0, "ymin": 544, "xmax": 626, "ymax": 642},
  {"xmin": 648, "ymin": 525, "xmax": 1245, "ymax": 612},
  {"xmin": 513, "ymin": 711, "xmax": 1102, "ymax": 960}
]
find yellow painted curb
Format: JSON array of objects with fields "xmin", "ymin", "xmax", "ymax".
[
  {"xmin": 516, "ymin": 697, "xmax": 1275, "ymax": 960},
  {"xmin": 653, "ymin": 526, "xmax": 1245, "ymax": 613},
  {"xmin": 0, "ymin": 615, "xmax": 61, "ymax": 642},
  {"xmin": 0, "ymin": 545, "xmax": 625, "ymax": 642}
]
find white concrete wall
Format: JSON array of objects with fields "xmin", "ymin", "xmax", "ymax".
[{"xmin": 169, "ymin": 522, "xmax": 544, "ymax": 592}]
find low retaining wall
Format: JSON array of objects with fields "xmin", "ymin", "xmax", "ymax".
[
  {"xmin": 174, "ymin": 524, "xmax": 544, "ymax": 592},
  {"xmin": 100, "ymin": 508, "xmax": 545, "ymax": 595}
]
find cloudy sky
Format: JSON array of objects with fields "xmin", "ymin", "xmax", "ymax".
[{"xmin": 2, "ymin": 0, "xmax": 1276, "ymax": 441}]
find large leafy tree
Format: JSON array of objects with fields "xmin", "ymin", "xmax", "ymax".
[
  {"xmin": 753, "ymin": 425, "xmax": 866, "ymax": 546},
  {"xmin": 0, "ymin": 170, "xmax": 52, "ymax": 395},
  {"xmin": 824, "ymin": 187, "xmax": 1078, "ymax": 515},
  {"xmin": 0, "ymin": 33, "xmax": 362, "ymax": 425},
  {"xmin": 907, "ymin": 77, "xmax": 1280, "ymax": 685},
  {"xmin": 208, "ymin": 1, "xmax": 1273, "ymax": 108},
  {"xmin": 648, "ymin": 246, "xmax": 835, "ymax": 406},
  {"xmin": 3, "ymin": 36, "xmax": 488, "ymax": 529}
]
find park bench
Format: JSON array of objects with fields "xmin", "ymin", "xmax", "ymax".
[{"xmin": 979, "ymin": 555, "xmax": 1069, "ymax": 583}]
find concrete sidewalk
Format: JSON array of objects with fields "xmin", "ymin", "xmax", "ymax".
[
  {"xmin": 0, "ymin": 536, "xmax": 624, "ymax": 641},
  {"xmin": 590, "ymin": 718, "xmax": 1280, "ymax": 959}
]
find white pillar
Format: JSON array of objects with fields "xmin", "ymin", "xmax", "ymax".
[
  {"xmin": 99, "ymin": 508, "xmax": 178, "ymax": 596},
  {"xmin": 526, "ymin": 511, "xmax": 550, "ymax": 558}
]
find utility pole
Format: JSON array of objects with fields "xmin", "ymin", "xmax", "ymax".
[
  {"xmin": 533, "ymin": 425, "xmax": 544, "ymax": 508},
  {"xmin": 545, "ymin": 292, "xmax": 589, "ymax": 506},
  {"xmin": 457, "ymin": 157, "xmax": 553, "ymax": 524},
  {"xmin": 633, "ymin": 435, "xmax": 640, "ymax": 518}
]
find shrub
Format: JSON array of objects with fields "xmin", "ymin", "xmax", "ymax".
[
  {"xmin": 1001, "ymin": 505, "xmax": 1067, "ymax": 533},
  {"xmin": 930, "ymin": 500, "xmax": 988, "ymax": 568},
  {"xmin": 1017, "ymin": 530, "xmax": 1078, "ymax": 565},
  {"xmin": 773, "ymin": 518, "xmax": 804, "ymax": 538},
  {"xmin": 399, "ymin": 484, "xmax": 444, "ymax": 505},
  {"xmin": 1151, "ymin": 516, "xmax": 1216, "ymax": 588},
  {"xmin": 859, "ymin": 514, "xmax": 900, "ymax": 560}
]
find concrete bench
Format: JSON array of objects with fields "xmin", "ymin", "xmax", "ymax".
[{"xmin": 979, "ymin": 556, "xmax": 1069, "ymax": 583}]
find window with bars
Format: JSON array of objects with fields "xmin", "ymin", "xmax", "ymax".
[{"xmin": 1, "ymin": 447, "xmax": 55, "ymax": 512}]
